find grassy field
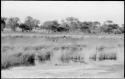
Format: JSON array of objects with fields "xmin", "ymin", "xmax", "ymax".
[{"xmin": 1, "ymin": 32, "xmax": 124, "ymax": 78}]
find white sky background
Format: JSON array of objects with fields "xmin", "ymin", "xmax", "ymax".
[{"xmin": 1, "ymin": 1, "xmax": 124, "ymax": 25}]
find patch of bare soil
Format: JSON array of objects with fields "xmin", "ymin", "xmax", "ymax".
[{"xmin": 1, "ymin": 61, "xmax": 124, "ymax": 78}]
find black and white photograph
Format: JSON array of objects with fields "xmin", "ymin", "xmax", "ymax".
[{"xmin": 1, "ymin": 1, "xmax": 124, "ymax": 78}]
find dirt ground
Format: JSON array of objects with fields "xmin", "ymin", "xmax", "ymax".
[{"xmin": 2, "ymin": 61, "xmax": 124, "ymax": 78}]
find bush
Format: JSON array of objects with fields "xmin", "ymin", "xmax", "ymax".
[
  {"xmin": 1, "ymin": 52, "xmax": 35, "ymax": 70},
  {"xmin": 37, "ymin": 51, "xmax": 51, "ymax": 62}
]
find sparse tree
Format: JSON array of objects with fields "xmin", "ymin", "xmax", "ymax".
[
  {"xmin": 101, "ymin": 20, "xmax": 120, "ymax": 34},
  {"xmin": 24, "ymin": 16, "xmax": 40, "ymax": 31},
  {"xmin": 89, "ymin": 21, "xmax": 101, "ymax": 34},
  {"xmin": 7, "ymin": 17, "xmax": 20, "ymax": 31},
  {"xmin": 58, "ymin": 21, "xmax": 69, "ymax": 32},
  {"xmin": 42, "ymin": 20, "xmax": 59, "ymax": 32},
  {"xmin": 80, "ymin": 21, "xmax": 93, "ymax": 33},
  {"xmin": 63, "ymin": 17, "xmax": 81, "ymax": 32},
  {"xmin": 33, "ymin": 19, "xmax": 40, "ymax": 29}
]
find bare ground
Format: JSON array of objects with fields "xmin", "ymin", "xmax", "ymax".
[{"xmin": 2, "ymin": 61, "xmax": 124, "ymax": 78}]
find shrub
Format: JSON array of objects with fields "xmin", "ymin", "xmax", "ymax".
[
  {"xmin": 37, "ymin": 51, "xmax": 51, "ymax": 62},
  {"xmin": 1, "ymin": 52, "xmax": 35, "ymax": 70}
]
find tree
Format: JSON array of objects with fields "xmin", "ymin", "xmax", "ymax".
[
  {"xmin": 89, "ymin": 21, "xmax": 101, "ymax": 34},
  {"xmin": 24, "ymin": 16, "xmax": 40, "ymax": 31},
  {"xmin": 80, "ymin": 21, "xmax": 93, "ymax": 33},
  {"xmin": 7, "ymin": 17, "xmax": 20, "ymax": 31},
  {"xmin": 42, "ymin": 20, "xmax": 59, "ymax": 32},
  {"xmin": 18, "ymin": 23, "xmax": 31, "ymax": 32},
  {"xmin": 24, "ymin": 16, "xmax": 34, "ymax": 31},
  {"xmin": 58, "ymin": 22, "xmax": 69, "ymax": 32},
  {"xmin": 119, "ymin": 24, "xmax": 124, "ymax": 33},
  {"xmin": 33, "ymin": 19, "xmax": 40, "ymax": 29},
  {"xmin": 63, "ymin": 17, "xmax": 81, "ymax": 32},
  {"xmin": 1, "ymin": 17, "xmax": 6, "ymax": 31},
  {"xmin": 112, "ymin": 29, "xmax": 122, "ymax": 34},
  {"xmin": 101, "ymin": 20, "xmax": 120, "ymax": 34}
]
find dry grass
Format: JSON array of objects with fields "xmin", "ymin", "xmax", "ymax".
[
  {"xmin": 1, "ymin": 34, "xmax": 124, "ymax": 69},
  {"xmin": 1, "ymin": 51, "xmax": 35, "ymax": 70}
]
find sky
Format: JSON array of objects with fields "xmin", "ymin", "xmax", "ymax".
[{"xmin": 1, "ymin": 1, "xmax": 124, "ymax": 25}]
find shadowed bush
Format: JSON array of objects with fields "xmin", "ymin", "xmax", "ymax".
[
  {"xmin": 49, "ymin": 46, "xmax": 86, "ymax": 65},
  {"xmin": 37, "ymin": 51, "xmax": 51, "ymax": 63},
  {"xmin": 90, "ymin": 53, "xmax": 117, "ymax": 61},
  {"xmin": 90, "ymin": 46, "xmax": 117, "ymax": 61},
  {"xmin": 1, "ymin": 52, "xmax": 35, "ymax": 70},
  {"xmin": 99, "ymin": 52, "xmax": 117, "ymax": 61}
]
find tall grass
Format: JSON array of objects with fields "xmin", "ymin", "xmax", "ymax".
[
  {"xmin": 1, "ymin": 53, "xmax": 35, "ymax": 70},
  {"xmin": 1, "ymin": 42, "xmax": 123, "ymax": 69},
  {"xmin": 90, "ymin": 46, "xmax": 118, "ymax": 61}
]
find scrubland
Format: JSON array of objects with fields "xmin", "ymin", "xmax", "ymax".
[{"xmin": 1, "ymin": 33, "xmax": 124, "ymax": 78}]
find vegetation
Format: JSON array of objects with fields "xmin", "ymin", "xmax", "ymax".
[
  {"xmin": 1, "ymin": 34, "xmax": 124, "ymax": 69},
  {"xmin": 1, "ymin": 16, "xmax": 124, "ymax": 34},
  {"xmin": 1, "ymin": 17, "xmax": 6, "ymax": 31}
]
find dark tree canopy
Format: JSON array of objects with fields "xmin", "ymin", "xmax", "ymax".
[
  {"xmin": 1, "ymin": 16, "xmax": 124, "ymax": 34},
  {"xmin": 18, "ymin": 23, "xmax": 32, "ymax": 32},
  {"xmin": 1, "ymin": 19, "xmax": 6, "ymax": 31}
]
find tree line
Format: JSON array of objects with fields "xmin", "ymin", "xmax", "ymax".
[{"xmin": 1, "ymin": 16, "xmax": 124, "ymax": 34}]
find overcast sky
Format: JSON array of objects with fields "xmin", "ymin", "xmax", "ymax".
[{"xmin": 1, "ymin": 1, "xmax": 124, "ymax": 25}]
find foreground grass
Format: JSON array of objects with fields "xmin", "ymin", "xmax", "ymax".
[{"xmin": 1, "ymin": 34, "xmax": 124, "ymax": 69}]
